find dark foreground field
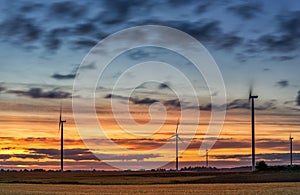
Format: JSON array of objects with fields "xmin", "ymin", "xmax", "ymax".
[
  {"xmin": 0, "ymin": 171, "xmax": 299, "ymax": 194},
  {"xmin": 0, "ymin": 171, "xmax": 299, "ymax": 185}
]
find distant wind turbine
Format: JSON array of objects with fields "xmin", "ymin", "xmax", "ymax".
[
  {"xmin": 289, "ymin": 133, "xmax": 293, "ymax": 167},
  {"xmin": 205, "ymin": 147, "xmax": 209, "ymax": 168},
  {"xmin": 58, "ymin": 104, "xmax": 66, "ymax": 172},
  {"xmin": 249, "ymin": 86, "xmax": 258, "ymax": 172}
]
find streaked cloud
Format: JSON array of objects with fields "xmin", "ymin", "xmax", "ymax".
[
  {"xmin": 228, "ymin": 2, "xmax": 262, "ymax": 19},
  {"xmin": 7, "ymin": 88, "xmax": 71, "ymax": 99},
  {"xmin": 51, "ymin": 73, "xmax": 76, "ymax": 80},
  {"xmin": 276, "ymin": 80, "xmax": 289, "ymax": 88}
]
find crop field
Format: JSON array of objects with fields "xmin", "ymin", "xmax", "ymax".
[
  {"xmin": 0, "ymin": 183, "xmax": 299, "ymax": 195},
  {"xmin": 0, "ymin": 171, "xmax": 299, "ymax": 194}
]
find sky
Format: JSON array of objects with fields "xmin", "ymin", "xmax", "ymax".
[{"xmin": 0, "ymin": 0, "xmax": 300, "ymax": 170}]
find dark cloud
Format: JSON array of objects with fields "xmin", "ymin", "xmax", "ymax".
[
  {"xmin": 168, "ymin": 0, "xmax": 195, "ymax": 7},
  {"xmin": 128, "ymin": 49, "xmax": 151, "ymax": 60},
  {"xmin": 256, "ymin": 100, "xmax": 277, "ymax": 110},
  {"xmin": 276, "ymin": 80, "xmax": 289, "ymax": 88},
  {"xmin": 195, "ymin": 1, "xmax": 215, "ymax": 13},
  {"xmin": 104, "ymin": 93, "xmax": 129, "ymax": 101},
  {"xmin": 167, "ymin": 20, "xmax": 243, "ymax": 50},
  {"xmin": 185, "ymin": 103, "xmax": 213, "ymax": 111},
  {"xmin": 94, "ymin": 153, "xmax": 161, "ymax": 161},
  {"xmin": 228, "ymin": 2, "xmax": 262, "ymax": 19},
  {"xmin": 297, "ymin": 91, "xmax": 300, "ymax": 106},
  {"xmin": 43, "ymin": 27, "xmax": 70, "ymax": 50},
  {"xmin": 79, "ymin": 62, "xmax": 96, "ymax": 70},
  {"xmin": 132, "ymin": 97, "xmax": 159, "ymax": 105},
  {"xmin": 256, "ymin": 138, "xmax": 288, "ymax": 150},
  {"xmin": 43, "ymin": 34, "xmax": 61, "ymax": 50},
  {"xmin": 200, "ymin": 104, "xmax": 212, "ymax": 111},
  {"xmin": 8, "ymin": 88, "xmax": 71, "ymax": 99},
  {"xmin": 271, "ymin": 55, "xmax": 296, "ymax": 61},
  {"xmin": 278, "ymin": 11, "xmax": 300, "ymax": 37},
  {"xmin": 178, "ymin": 20, "xmax": 221, "ymax": 42},
  {"xmin": 187, "ymin": 138, "xmax": 250, "ymax": 150},
  {"xmin": 72, "ymin": 38, "xmax": 98, "ymax": 50},
  {"xmin": 256, "ymin": 11, "xmax": 300, "ymax": 53},
  {"xmin": 235, "ymin": 53, "xmax": 247, "ymax": 63},
  {"xmin": 158, "ymin": 83, "xmax": 170, "ymax": 90},
  {"xmin": 258, "ymin": 34, "xmax": 296, "ymax": 52},
  {"xmin": 73, "ymin": 23, "xmax": 97, "ymax": 35},
  {"xmin": 49, "ymin": 1, "xmax": 87, "ymax": 20},
  {"xmin": 0, "ymin": 84, "xmax": 6, "ymax": 92},
  {"xmin": 227, "ymin": 99, "xmax": 276, "ymax": 110},
  {"xmin": 227, "ymin": 99, "xmax": 250, "ymax": 110},
  {"xmin": 13, "ymin": 154, "xmax": 46, "ymax": 159},
  {"xmin": 214, "ymin": 153, "xmax": 300, "ymax": 162},
  {"xmin": 0, "ymin": 15, "xmax": 41, "ymax": 44},
  {"xmin": 98, "ymin": 0, "xmax": 145, "ymax": 25},
  {"xmin": 28, "ymin": 148, "xmax": 99, "ymax": 161},
  {"xmin": 28, "ymin": 147, "xmax": 159, "ymax": 161},
  {"xmin": 1, "ymin": 147, "xmax": 15, "ymax": 150},
  {"xmin": 216, "ymin": 34, "xmax": 243, "ymax": 49},
  {"xmin": 132, "ymin": 19, "xmax": 220, "ymax": 44},
  {"xmin": 51, "ymin": 73, "xmax": 76, "ymax": 80},
  {"xmin": 164, "ymin": 99, "xmax": 181, "ymax": 108},
  {"xmin": 0, "ymin": 154, "xmax": 11, "ymax": 160},
  {"xmin": 105, "ymin": 93, "xmax": 159, "ymax": 105},
  {"xmin": 112, "ymin": 138, "xmax": 166, "ymax": 150},
  {"xmin": 20, "ymin": 2, "xmax": 43, "ymax": 12}
]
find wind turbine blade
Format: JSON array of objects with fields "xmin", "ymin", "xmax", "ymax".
[
  {"xmin": 175, "ymin": 118, "xmax": 179, "ymax": 134},
  {"xmin": 248, "ymin": 85, "xmax": 252, "ymax": 102},
  {"xmin": 60, "ymin": 103, "xmax": 62, "ymax": 121},
  {"xmin": 178, "ymin": 136, "xmax": 184, "ymax": 144},
  {"xmin": 58, "ymin": 103, "xmax": 62, "ymax": 133},
  {"xmin": 168, "ymin": 135, "xmax": 175, "ymax": 139},
  {"xmin": 58, "ymin": 122, "xmax": 61, "ymax": 134}
]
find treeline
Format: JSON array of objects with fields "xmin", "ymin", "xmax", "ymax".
[{"xmin": 256, "ymin": 161, "xmax": 300, "ymax": 171}]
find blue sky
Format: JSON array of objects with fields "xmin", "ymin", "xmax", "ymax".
[{"xmin": 0, "ymin": 0, "xmax": 300, "ymax": 106}]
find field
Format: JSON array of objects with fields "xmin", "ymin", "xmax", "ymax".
[
  {"xmin": 0, "ymin": 171, "xmax": 299, "ymax": 194},
  {"xmin": 0, "ymin": 183, "xmax": 300, "ymax": 195}
]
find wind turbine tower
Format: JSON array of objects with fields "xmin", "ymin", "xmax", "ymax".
[
  {"xmin": 290, "ymin": 134, "xmax": 293, "ymax": 166},
  {"xmin": 249, "ymin": 88, "xmax": 258, "ymax": 172},
  {"xmin": 58, "ymin": 105, "xmax": 66, "ymax": 172},
  {"xmin": 175, "ymin": 120, "xmax": 179, "ymax": 171}
]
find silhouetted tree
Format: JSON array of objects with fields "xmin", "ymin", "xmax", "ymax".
[{"xmin": 256, "ymin": 161, "xmax": 268, "ymax": 171}]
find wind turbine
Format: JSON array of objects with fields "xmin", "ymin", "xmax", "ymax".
[
  {"xmin": 170, "ymin": 119, "xmax": 184, "ymax": 171},
  {"xmin": 58, "ymin": 104, "xmax": 66, "ymax": 172},
  {"xmin": 205, "ymin": 147, "xmax": 209, "ymax": 168},
  {"xmin": 289, "ymin": 133, "xmax": 293, "ymax": 167},
  {"xmin": 249, "ymin": 86, "xmax": 258, "ymax": 172}
]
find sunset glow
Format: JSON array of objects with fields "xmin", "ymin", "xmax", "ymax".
[{"xmin": 0, "ymin": 0, "xmax": 300, "ymax": 170}]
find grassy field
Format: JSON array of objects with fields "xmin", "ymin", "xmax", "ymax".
[
  {"xmin": 0, "ymin": 171, "xmax": 299, "ymax": 194},
  {"xmin": 0, "ymin": 183, "xmax": 299, "ymax": 195}
]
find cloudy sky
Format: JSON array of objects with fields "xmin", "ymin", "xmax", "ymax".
[{"xmin": 0, "ymin": 0, "xmax": 300, "ymax": 170}]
